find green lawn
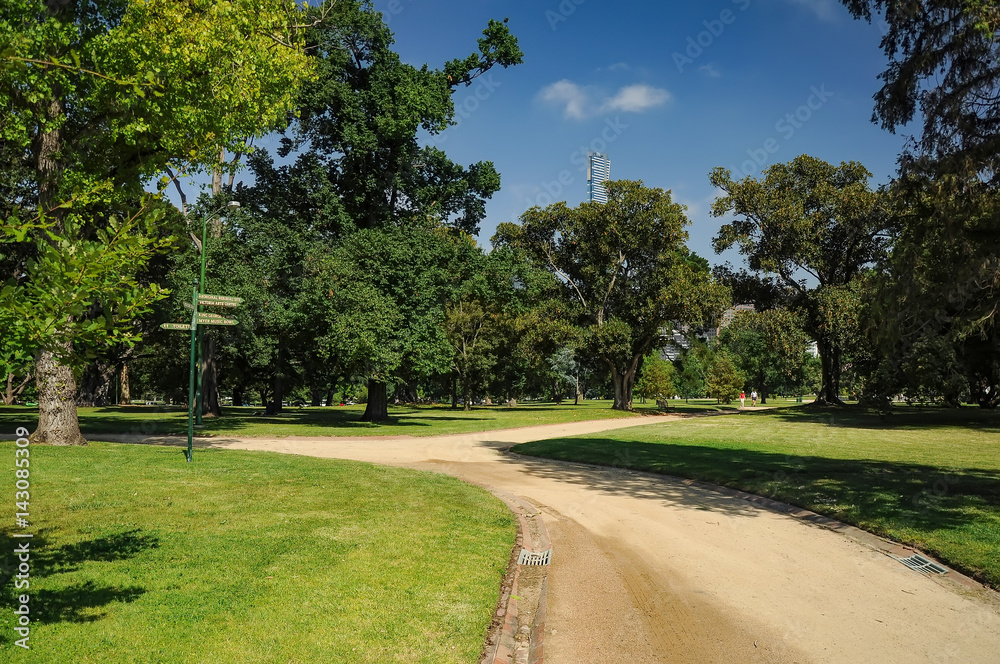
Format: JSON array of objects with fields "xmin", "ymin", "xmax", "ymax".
[
  {"xmin": 513, "ymin": 406, "xmax": 1000, "ymax": 589},
  {"xmin": 0, "ymin": 400, "xmax": 642, "ymax": 439},
  {"xmin": 0, "ymin": 443, "xmax": 515, "ymax": 663}
]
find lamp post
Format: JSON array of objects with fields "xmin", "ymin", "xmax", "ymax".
[{"xmin": 195, "ymin": 200, "xmax": 240, "ymax": 426}]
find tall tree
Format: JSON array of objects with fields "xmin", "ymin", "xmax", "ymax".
[
  {"xmin": 841, "ymin": 1, "xmax": 1000, "ymax": 407},
  {"xmin": 1, "ymin": 0, "xmax": 313, "ymax": 444},
  {"xmin": 496, "ymin": 180, "xmax": 728, "ymax": 411},
  {"xmin": 711, "ymin": 155, "xmax": 891, "ymax": 405},
  {"xmin": 221, "ymin": 0, "xmax": 522, "ymax": 421}
]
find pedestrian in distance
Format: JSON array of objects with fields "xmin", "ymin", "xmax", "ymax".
[
  {"xmin": 740, "ymin": 390, "xmax": 746, "ymax": 408},
  {"xmin": 751, "ymin": 389, "xmax": 757, "ymax": 407}
]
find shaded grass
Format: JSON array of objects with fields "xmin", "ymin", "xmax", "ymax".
[
  {"xmin": 0, "ymin": 401, "xmax": 641, "ymax": 439},
  {"xmin": 513, "ymin": 406, "xmax": 1000, "ymax": 589},
  {"xmin": 0, "ymin": 443, "xmax": 515, "ymax": 663}
]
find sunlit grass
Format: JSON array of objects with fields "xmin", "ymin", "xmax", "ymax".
[{"xmin": 0, "ymin": 443, "xmax": 515, "ymax": 663}]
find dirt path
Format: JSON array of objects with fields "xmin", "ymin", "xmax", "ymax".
[{"xmin": 125, "ymin": 417, "xmax": 1000, "ymax": 663}]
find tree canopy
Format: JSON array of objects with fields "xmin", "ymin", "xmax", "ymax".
[
  {"xmin": 1, "ymin": 0, "xmax": 315, "ymax": 443},
  {"xmin": 711, "ymin": 155, "xmax": 890, "ymax": 404},
  {"xmin": 496, "ymin": 179, "xmax": 728, "ymax": 410}
]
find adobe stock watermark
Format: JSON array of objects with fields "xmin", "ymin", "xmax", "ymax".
[
  {"xmin": 12, "ymin": 426, "xmax": 33, "ymax": 650},
  {"xmin": 545, "ymin": 0, "xmax": 587, "ymax": 31},
  {"xmin": 376, "ymin": 0, "xmax": 415, "ymax": 25},
  {"xmin": 673, "ymin": 0, "xmax": 752, "ymax": 73},
  {"xmin": 730, "ymin": 84, "xmax": 833, "ymax": 179},
  {"xmin": 427, "ymin": 74, "xmax": 504, "ymax": 148},
  {"xmin": 523, "ymin": 116, "xmax": 629, "ymax": 209}
]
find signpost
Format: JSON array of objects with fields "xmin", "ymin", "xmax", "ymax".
[{"xmin": 160, "ymin": 289, "xmax": 242, "ymax": 462}]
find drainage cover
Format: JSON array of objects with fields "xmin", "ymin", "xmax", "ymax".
[
  {"xmin": 518, "ymin": 549, "xmax": 552, "ymax": 566},
  {"xmin": 897, "ymin": 554, "xmax": 948, "ymax": 575}
]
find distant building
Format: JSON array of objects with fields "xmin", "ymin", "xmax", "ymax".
[
  {"xmin": 718, "ymin": 304, "xmax": 755, "ymax": 329},
  {"xmin": 587, "ymin": 152, "xmax": 611, "ymax": 204}
]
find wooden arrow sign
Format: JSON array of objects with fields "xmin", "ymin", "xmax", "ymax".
[
  {"xmin": 199, "ymin": 294, "xmax": 243, "ymax": 307},
  {"xmin": 196, "ymin": 314, "xmax": 237, "ymax": 326},
  {"xmin": 161, "ymin": 322, "xmax": 192, "ymax": 331}
]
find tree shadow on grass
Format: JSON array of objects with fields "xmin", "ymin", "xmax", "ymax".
[
  {"xmin": 765, "ymin": 404, "xmax": 1000, "ymax": 432},
  {"xmin": 506, "ymin": 438, "xmax": 1000, "ymax": 585},
  {"xmin": 0, "ymin": 528, "xmax": 157, "ymax": 642}
]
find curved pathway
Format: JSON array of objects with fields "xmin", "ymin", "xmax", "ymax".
[{"xmin": 133, "ymin": 417, "xmax": 1000, "ymax": 663}]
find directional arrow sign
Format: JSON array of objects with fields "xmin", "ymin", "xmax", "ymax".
[
  {"xmin": 196, "ymin": 312, "xmax": 228, "ymax": 320},
  {"xmin": 161, "ymin": 322, "xmax": 192, "ymax": 331},
  {"xmin": 196, "ymin": 315, "xmax": 237, "ymax": 326},
  {"xmin": 199, "ymin": 294, "xmax": 243, "ymax": 307}
]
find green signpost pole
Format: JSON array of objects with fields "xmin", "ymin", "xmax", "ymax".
[
  {"xmin": 195, "ymin": 214, "xmax": 209, "ymax": 427},
  {"xmin": 186, "ymin": 281, "xmax": 199, "ymax": 462}
]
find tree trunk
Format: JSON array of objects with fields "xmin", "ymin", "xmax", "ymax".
[
  {"xmin": 266, "ymin": 373, "xmax": 284, "ymax": 415},
  {"xmin": 119, "ymin": 363, "xmax": 131, "ymax": 405},
  {"xmin": 463, "ymin": 379, "xmax": 472, "ymax": 411},
  {"xmin": 325, "ymin": 388, "xmax": 335, "ymax": 407},
  {"xmin": 361, "ymin": 379, "xmax": 389, "ymax": 422},
  {"xmin": 200, "ymin": 334, "xmax": 221, "ymax": 417},
  {"xmin": 610, "ymin": 361, "xmax": 639, "ymax": 411},
  {"xmin": 32, "ymin": 346, "xmax": 87, "ymax": 445},
  {"xmin": 450, "ymin": 373, "xmax": 458, "ymax": 410},
  {"xmin": 814, "ymin": 340, "xmax": 845, "ymax": 405},
  {"xmin": 76, "ymin": 361, "xmax": 116, "ymax": 407},
  {"xmin": 310, "ymin": 389, "xmax": 323, "ymax": 407},
  {"xmin": 4, "ymin": 371, "xmax": 33, "ymax": 406},
  {"xmin": 575, "ymin": 372, "xmax": 581, "ymax": 405},
  {"xmin": 233, "ymin": 386, "xmax": 244, "ymax": 408}
]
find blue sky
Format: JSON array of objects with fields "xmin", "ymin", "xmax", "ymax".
[{"xmin": 377, "ymin": 0, "xmax": 908, "ymax": 264}]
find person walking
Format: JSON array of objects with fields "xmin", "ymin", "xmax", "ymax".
[
  {"xmin": 750, "ymin": 389, "xmax": 758, "ymax": 407},
  {"xmin": 740, "ymin": 390, "xmax": 746, "ymax": 409}
]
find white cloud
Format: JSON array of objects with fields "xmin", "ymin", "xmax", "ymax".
[
  {"xmin": 539, "ymin": 79, "xmax": 591, "ymax": 120},
  {"xmin": 699, "ymin": 63, "xmax": 722, "ymax": 78},
  {"xmin": 540, "ymin": 81, "xmax": 671, "ymax": 119},
  {"xmin": 600, "ymin": 84, "xmax": 672, "ymax": 113},
  {"xmin": 783, "ymin": 0, "xmax": 840, "ymax": 22},
  {"xmin": 599, "ymin": 62, "xmax": 631, "ymax": 72}
]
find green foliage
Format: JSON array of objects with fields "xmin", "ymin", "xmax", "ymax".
[
  {"xmin": 496, "ymin": 179, "xmax": 728, "ymax": 410},
  {"xmin": 1, "ymin": 200, "xmax": 177, "ymax": 366},
  {"xmin": 304, "ymin": 225, "xmax": 466, "ymax": 386},
  {"xmin": 288, "ymin": 1, "xmax": 522, "ymax": 234},
  {"xmin": 719, "ymin": 308, "xmax": 807, "ymax": 401},
  {"xmin": 710, "ymin": 155, "xmax": 890, "ymax": 403},
  {"xmin": 705, "ymin": 352, "xmax": 745, "ymax": 404},
  {"xmin": 1, "ymin": 0, "xmax": 315, "ymax": 439},
  {"xmin": 840, "ymin": 0, "xmax": 1000, "ymax": 179},
  {"xmin": 840, "ymin": 2, "xmax": 1000, "ymax": 408},
  {"xmin": 636, "ymin": 353, "xmax": 676, "ymax": 401},
  {"xmin": 675, "ymin": 350, "xmax": 706, "ymax": 400}
]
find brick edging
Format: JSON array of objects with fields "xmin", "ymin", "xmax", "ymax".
[{"xmin": 482, "ymin": 491, "xmax": 551, "ymax": 664}]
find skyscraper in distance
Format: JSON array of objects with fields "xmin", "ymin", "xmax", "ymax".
[{"xmin": 587, "ymin": 152, "xmax": 611, "ymax": 204}]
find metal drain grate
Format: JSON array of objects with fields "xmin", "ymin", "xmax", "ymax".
[
  {"xmin": 897, "ymin": 554, "xmax": 948, "ymax": 575},
  {"xmin": 518, "ymin": 548, "xmax": 552, "ymax": 566}
]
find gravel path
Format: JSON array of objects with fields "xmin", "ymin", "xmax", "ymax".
[{"xmin": 112, "ymin": 417, "xmax": 1000, "ymax": 663}]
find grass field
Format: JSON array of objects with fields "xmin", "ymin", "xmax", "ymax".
[
  {"xmin": 0, "ymin": 443, "xmax": 515, "ymax": 663},
  {"xmin": 0, "ymin": 401, "xmax": 648, "ymax": 439},
  {"xmin": 513, "ymin": 406, "xmax": 1000, "ymax": 589}
]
